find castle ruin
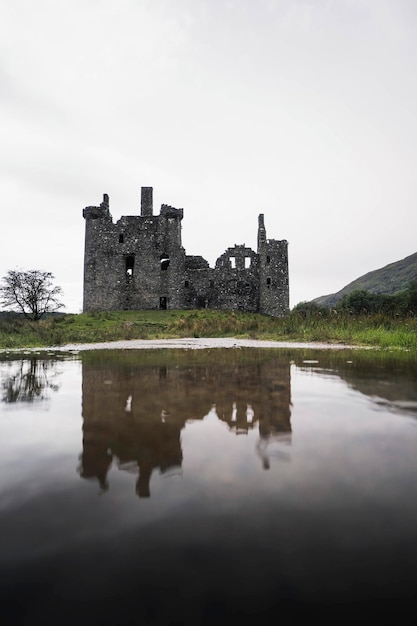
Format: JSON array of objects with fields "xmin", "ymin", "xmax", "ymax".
[{"xmin": 82, "ymin": 187, "xmax": 289, "ymax": 316}]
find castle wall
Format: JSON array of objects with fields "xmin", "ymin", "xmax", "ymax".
[
  {"xmin": 258, "ymin": 239, "xmax": 289, "ymax": 317},
  {"xmin": 83, "ymin": 195, "xmax": 186, "ymax": 312},
  {"xmin": 212, "ymin": 246, "xmax": 260, "ymax": 312},
  {"xmin": 83, "ymin": 198, "xmax": 121, "ymax": 311},
  {"xmin": 183, "ymin": 267, "xmax": 213, "ymax": 309}
]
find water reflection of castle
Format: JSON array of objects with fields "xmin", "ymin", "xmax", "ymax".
[{"xmin": 79, "ymin": 353, "xmax": 292, "ymax": 497}]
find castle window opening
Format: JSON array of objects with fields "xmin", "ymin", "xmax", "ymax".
[
  {"xmin": 267, "ymin": 277, "xmax": 271, "ymax": 286},
  {"xmin": 266, "ymin": 255, "xmax": 270, "ymax": 264},
  {"xmin": 159, "ymin": 297, "xmax": 168, "ymax": 310},
  {"xmin": 230, "ymin": 257, "xmax": 236, "ymax": 269},
  {"xmin": 245, "ymin": 257, "xmax": 251, "ymax": 268},
  {"xmin": 185, "ymin": 280, "xmax": 189, "ymax": 287},
  {"xmin": 126, "ymin": 255, "xmax": 135, "ymax": 277},
  {"xmin": 210, "ymin": 280, "xmax": 214, "ymax": 287},
  {"xmin": 160, "ymin": 254, "xmax": 170, "ymax": 271},
  {"xmin": 119, "ymin": 233, "xmax": 124, "ymax": 244}
]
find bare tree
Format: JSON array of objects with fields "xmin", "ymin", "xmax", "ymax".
[{"xmin": 0, "ymin": 269, "xmax": 64, "ymax": 321}]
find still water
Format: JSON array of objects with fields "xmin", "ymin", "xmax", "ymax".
[{"xmin": 1, "ymin": 347, "xmax": 417, "ymax": 625}]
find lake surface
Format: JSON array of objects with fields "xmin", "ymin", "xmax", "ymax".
[{"xmin": 1, "ymin": 347, "xmax": 417, "ymax": 625}]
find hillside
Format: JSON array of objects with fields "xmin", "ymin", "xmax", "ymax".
[{"xmin": 314, "ymin": 251, "xmax": 417, "ymax": 308}]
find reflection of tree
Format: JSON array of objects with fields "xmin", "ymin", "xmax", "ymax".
[{"xmin": 1, "ymin": 358, "xmax": 61, "ymax": 403}]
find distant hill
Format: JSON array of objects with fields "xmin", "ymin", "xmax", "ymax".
[{"xmin": 313, "ymin": 251, "xmax": 417, "ymax": 308}]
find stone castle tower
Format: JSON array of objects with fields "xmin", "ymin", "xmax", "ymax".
[{"xmin": 82, "ymin": 187, "xmax": 289, "ymax": 316}]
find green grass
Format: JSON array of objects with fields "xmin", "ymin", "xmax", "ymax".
[{"xmin": 0, "ymin": 309, "xmax": 416, "ymax": 351}]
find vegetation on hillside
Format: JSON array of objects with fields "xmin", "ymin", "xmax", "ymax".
[
  {"xmin": 314, "ymin": 251, "xmax": 417, "ymax": 307},
  {"xmin": 296, "ymin": 281, "xmax": 417, "ymax": 316}
]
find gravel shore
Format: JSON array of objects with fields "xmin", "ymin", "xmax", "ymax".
[{"xmin": 9, "ymin": 337, "xmax": 360, "ymax": 352}]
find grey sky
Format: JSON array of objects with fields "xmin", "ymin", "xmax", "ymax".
[{"xmin": 1, "ymin": 0, "xmax": 416, "ymax": 311}]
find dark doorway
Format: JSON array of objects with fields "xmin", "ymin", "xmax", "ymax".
[{"xmin": 159, "ymin": 297, "xmax": 167, "ymax": 310}]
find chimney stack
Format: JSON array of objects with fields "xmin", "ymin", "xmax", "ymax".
[
  {"xmin": 141, "ymin": 187, "xmax": 153, "ymax": 216},
  {"xmin": 257, "ymin": 213, "xmax": 266, "ymax": 250}
]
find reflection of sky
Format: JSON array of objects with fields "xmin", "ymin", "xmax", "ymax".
[
  {"xmin": 290, "ymin": 365, "xmax": 417, "ymax": 508},
  {"xmin": 182, "ymin": 407, "xmax": 262, "ymax": 499}
]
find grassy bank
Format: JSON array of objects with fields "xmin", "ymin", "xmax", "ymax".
[{"xmin": 0, "ymin": 309, "xmax": 416, "ymax": 351}]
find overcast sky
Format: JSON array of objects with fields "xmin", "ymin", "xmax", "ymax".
[{"xmin": 1, "ymin": 0, "xmax": 416, "ymax": 312}]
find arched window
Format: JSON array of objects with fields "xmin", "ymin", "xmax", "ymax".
[
  {"xmin": 160, "ymin": 254, "xmax": 170, "ymax": 271},
  {"xmin": 126, "ymin": 255, "xmax": 135, "ymax": 277}
]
